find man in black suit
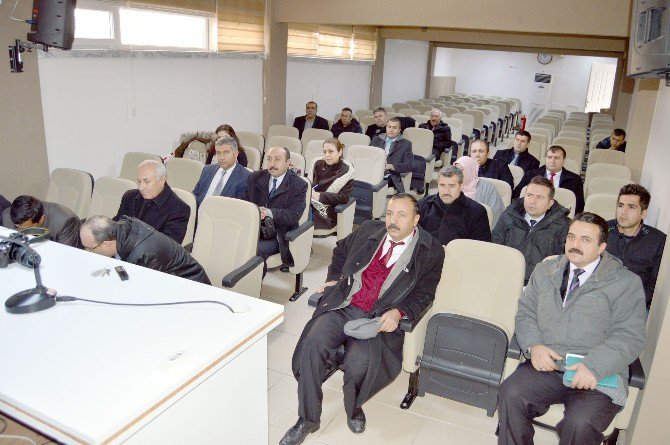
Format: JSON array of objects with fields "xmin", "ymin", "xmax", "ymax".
[
  {"xmin": 494, "ymin": 130, "xmax": 539, "ymax": 173},
  {"xmin": 114, "ymin": 160, "xmax": 190, "ymax": 244},
  {"xmin": 293, "ymin": 101, "xmax": 330, "ymax": 139},
  {"xmin": 370, "ymin": 117, "xmax": 414, "ymax": 193},
  {"xmin": 279, "ymin": 194, "xmax": 445, "ymax": 445},
  {"xmin": 471, "ymin": 139, "xmax": 514, "ymax": 189},
  {"xmin": 513, "ymin": 145, "xmax": 585, "ymax": 213},
  {"xmin": 246, "ymin": 146, "xmax": 307, "ymax": 272},
  {"xmin": 192, "ymin": 136, "xmax": 250, "ymax": 207},
  {"xmin": 364, "ymin": 107, "xmax": 388, "ymax": 140},
  {"xmin": 2, "ymin": 195, "xmax": 81, "ymax": 248}
]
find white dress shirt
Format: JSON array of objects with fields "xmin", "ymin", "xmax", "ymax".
[
  {"xmin": 546, "ymin": 169, "xmax": 562, "ymax": 187},
  {"xmin": 524, "ymin": 212, "xmax": 545, "ymax": 227},
  {"xmin": 380, "ymin": 229, "xmax": 415, "ymax": 267},
  {"xmin": 564, "ymin": 256, "xmax": 601, "ymax": 307},
  {"xmin": 205, "ymin": 166, "xmax": 231, "ymax": 197}
]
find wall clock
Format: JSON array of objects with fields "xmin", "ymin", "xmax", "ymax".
[{"xmin": 537, "ymin": 53, "xmax": 553, "ymax": 65}]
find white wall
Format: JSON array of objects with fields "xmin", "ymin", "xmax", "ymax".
[
  {"xmin": 38, "ymin": 54, "xmax": 263, "ymax": 179},
  {"xmin": 381, "ymin": 39, "xmax": 430, "ymax": 106},
  {"xmin": 434, "ymin": 47, "xmax": 617, "ymax": 116},
  {"xmin": 286, "ymin": 58, "xmax": 372, "ymax": 125}
]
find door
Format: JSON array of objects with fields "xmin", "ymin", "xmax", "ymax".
[{"xmin": 585, "ymin": 63, "xmax": 617, "ymax": 113}]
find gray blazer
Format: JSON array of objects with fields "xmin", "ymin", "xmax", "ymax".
[{"xmin": 2, "ymin": 201, "xmax": 81, "ymax": 248}]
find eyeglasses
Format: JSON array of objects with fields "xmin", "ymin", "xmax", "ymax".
[{"xmin": 84, "ymin": 241, "xmax": 104, "ymax": 252}]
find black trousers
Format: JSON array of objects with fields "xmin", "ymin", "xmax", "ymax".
[
  {"xmin": 257, "ymin": 237, "xmax": 279, "ymax": 277},
  {"xmin": 498, "ymin": 361, "xmax": 621, "ymax": 445},
  {"xmin": 296, "ymin": 305, "xmax": 371, "ymax": 422}
]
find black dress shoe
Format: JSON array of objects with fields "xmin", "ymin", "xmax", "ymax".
[
  {"xmin": 347, "ymin": 409, "xmax": 366, "ymax": 434},
  {"xmin": 280, "ymin": 265, "xmax": 290, "ymax": 273},
  {"xmin": 279, "ymin": 418, "xmax": 320, "ymax": 445}
]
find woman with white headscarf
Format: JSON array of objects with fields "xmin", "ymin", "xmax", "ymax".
[{"xmin": 454, "ymin": 156, "xmax": 505, "ymax": 227}]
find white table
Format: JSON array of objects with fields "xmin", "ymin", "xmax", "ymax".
[{"xmin": 0, "ymin": 228, "xmax": 283, "ymax": 444}]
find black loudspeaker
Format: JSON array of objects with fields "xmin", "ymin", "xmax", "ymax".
[{"xmin": 27, "ymin": 0, "xmax": 77, "ymax": 50}]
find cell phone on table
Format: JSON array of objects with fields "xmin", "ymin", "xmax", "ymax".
[{"xmin": 115, "ymin": 266, "xmax": 129, "ymax": 281}]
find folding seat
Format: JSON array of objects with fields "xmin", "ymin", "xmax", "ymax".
[
  {"xmin": 560, "ymin": 124, "xmax": 588, "ymax": 134},
  {"xmin": 508, "ymin": 164, "xmax": 524, "ymax": 189},
  {"xmin": 452, "ymin": 98, "xmax": 465, "ymax": 105},
  {"xmin": 520, "ymin": 185, "xmax": 577, "ymax": 218},
  {"xmin": 345, "ymin": 145, "xmax": 389, "ymax": 221},
  {"xmin": 474, "ymin": 107, "xmax": 494, "ymax": 142},
  {"xmin": 303, "ymin": 139, "xmax": 325, "ymax": 172},
  {"xmin": 45, "ymin": 168, "xmax": 94, "ymax": 220},
  {"xmin": 244, "ymin": 146, "xmax": 262, "ymax": 171},
  {"xmin": 462, "ymin": 109, "xmax": 485, "ymax": 140},
  {"xmin": 590, "ymin": 130, "xmax": 613, "ymax": 145},
  {"xmin": 531, "ymin": 122, "xmax": 556, "ymax": 141},
  {"xmin": 263, "ymin": 176, "xmax": 314, "ymax": 301},
  {"xmin": 493, "ymin": 101, "xmax": 511, "ymax": 135},
  {"xmin": 87, "ymin": 176, "xmax": 136, "ymax": 219},
  {"xmin": 265, "ymin": 135, "xmax": 302, "ymax": 155},
  {"xmin": 266, "ymin": 124, "xmax": 299, "ymax": 140},
  {"xmin": 398, "ymin": 108, "xmax": 415, "ymax": 116},
  {"xmin": 527, "ymin": 141, "xmax": 543, "ymax": 164},
  {"xmin": 547, "ymin": 109, "xmax": 567, "ymax": 120},
  {"xmin": 413, "ymin": 115, "xmax": 429, "ymax": 126},
  {"xmin": 403, "ymin": 127, "xmax": 435, "ymax": 195},
  {"xmin": 354, "ymin": 109, "xmax": 374, "ymax": 117},
  {"xmin": 453, "ymin": 105, "xmax": 468, "ymax": 113},
  {"xmin": 400, "ymin": 239, "xmax": 525, "ymax": 414},
  {"xmin": 338, "ymin": 132, "xmax": 370, "ymax": 151},
  {"xmin": 191, "ymin": 196, "xmax": 264, "ymax": 298},
  {"xmin": 452, "ymin": 113, "xmax": 474, "ymax": 154},
  {"xmin": 558, "ymin": 131, "xmax": 587, "ymax": 143},
  {"xmin": 587, "ymin": 148, "xmax": 625, "ymax": 167},
  {"xmin": 481, "ymin": 177, "xmax": 512, "ymax": 207},
  {"xmin": 554, "ymin": 143, "xmax": 584, "ymax": 167},
  {"xmin": 527, "ymin": 126, "xmax": 552, "ymax": 146},
  {"xmin": 592, "ymin": 112, "xmax": 614, "ymax": 122},
  {"xmin": 171, "ymin": 188, "xmax": 197, "ymax": 248},
  {"xmin": 165, "ymin": 158, "xmax": 205, "ymax": 192},
  {"xmin": 360, "ymin": 115, "xmax": 376, "ymax": 128},
  {"xmin": 590, "ymin": 122, "xmax": 614, "ymax": 134},
  {"xmin": 442, "ymin": 107, "xmax": 460, "ymax": 117},
  {"xmin": 418, "ymin": 99, "xmax": 435, "ymax": 105},
  {"xmin": 237, "ymin": 131, "xmax": 265, "ymax": 154},
  {"xmin": 443, "ymin": 117, "xmax": 464, "ymax": 166},
  {"xmin": 482, "ymin": 105, "xmax": 501, "ymax": 144},
  {"xmin": 563, "ymin": 158, "xmax": 581, "ymax": 175},
  {"xmin": 119, "ymin": 152, "xmax": 163, "ymax": 182},
  {"xmin": 406, "ymin": 100, "xmax": 423, "ymax": 107}
]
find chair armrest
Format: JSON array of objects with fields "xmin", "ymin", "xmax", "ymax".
[
  {"xmin": 507, "ymin": 333, "xmax": 522, "ymax": 359},
  {"xmin": 285, "ymin": 221, "xmax": 314, "ymax": 241},
  {"xmin": 308, "ymin": 292, "xmax": 323, "ymax": 307},
  {"xmin": 628, "ymin": 358, "xmax": 645, "ymax": 389},
  {"xmin": 425, "ymin": 153, "xmax": 436, "ymax": 163},
  {"xmin": 334, "ymin": 197, "xmax": 356, "ymax": 213},
  {"xmin": 398, "ymin": 303, "xmax": 433, "ymax": 333},
  {"xmin": 372, "ymin": 180, "xmax": 387, "ymax": 192},
  {"xmin": 221, "ymin": 256, "xmax": 264, "ymax": 287}
]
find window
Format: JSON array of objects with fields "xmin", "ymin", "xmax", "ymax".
[
  {"xmin": 74, "ymin": 9, "xmax": 114, "ymax": 40},
  {"xmin": 287, "ymin": 24, "xmax": 377, "ymax": 61},
  {"xmin": 119, "ymin": 8, "xmax": 209, "ymax": 49}
]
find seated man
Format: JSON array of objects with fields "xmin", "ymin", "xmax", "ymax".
[
  {"xmin": 370, "ymin": 117, "xmax": 413, "ymax": 193},
  {"xmin": 331, "ymin": 107, "xmax": 362, "ymax": 138},
  {"xmin": 492, "ymin": 176, "xmax": 570, "ymax": 283},
  {"xmin": 280, "ymin": 194, "xmax": 445, "ymax": 445},
  {"xmin": 2, "ymin": 195, "xmax": 80, "ymax": 248},
  {"xmin": 513, "ymin": 145, "xmax": 585, "ymax": 213},
  {"xmin": 193, "ymin": 136, "xmax": 250, "ymax": 207},
  {"xmin": 364, "ymin": 107, "xmax": 388, "ymax": 140},
  {"xmin": 596, "ymin": 128, "xmax": 626, "ymax": 153},
  {"xmin": 293, "ymin": 101, "xmax": 330, "ymax": 139},
  {"xmin": 80, "ymin": 216, "xmax": 210, "ymax": 284},
  {"xmin": 606, "ymin": 184, "xmax": 666, "ymax": 311},
  {"xmin": 418, "ymin": 108, "xmax": 454, "ymax": 161},
  {"xmin": 246, "ymin": 146, "xmax": 307, "ymax": 273},
  {"xmin": 419, "ymin": 166, "xmax": 491, "ymax": 245},
  {"xmin": 470, "ymin": 139, "xmax": 514, "ymax": 189},
  {"xmin": 498, "ymin": 212, "xmax": 646, "ymax": 445},
  {"xmin": 114, "ymin": 160, "xmax": 189, "ymax": 244},
  {"xmin": 494, "ymin": 131, "xmax": 540, "ymax": 173}
]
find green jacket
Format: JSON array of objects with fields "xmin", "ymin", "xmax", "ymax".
[{"xmin": 515, "ymin": 252, "xmax": 646, "ymax": 394}]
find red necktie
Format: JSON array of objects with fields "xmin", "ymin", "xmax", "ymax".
[
  {"xmin": 549, "ymin": 172, "xmax": 556, "ymax": 184},
  {"xmin": 381, "ymin": 240, "xmax": 405, "ymax": 267}
]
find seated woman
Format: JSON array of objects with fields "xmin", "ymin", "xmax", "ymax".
[
  {"xmin": 206, "ymin": 124, "xmax": 248, "ymax": 167},
  {"xmin": 310, "ymin": 138, "xmax": 355, "ymax": 230},
  {"xmin": 453, "ymin": 156, "xmax": 505, "ymax": 228}
]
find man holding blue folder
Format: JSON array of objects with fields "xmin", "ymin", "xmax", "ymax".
[{"xmin": 497, "ymin": 212, "xmax": 647, "ymax": 445}]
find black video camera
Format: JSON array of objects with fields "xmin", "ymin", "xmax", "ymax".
[{"xmin": 0, "ymin": 233, "xmax": 41, "ymax": 268}]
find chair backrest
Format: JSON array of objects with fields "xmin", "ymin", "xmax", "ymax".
[
  {"xmin": 345, "ymin": 145, "xmax": 386, "ymax": 184},
  {"xmin": 531, "ymin": 122, "xmax": 555, "ymax": 140},
  {"xmin": 413, "ymin": 105, "xmax": 433, "ymax": 113},
  {"xmin": 444, "ymin": 117, "xmax": 464, "ymax": 141},
  {"xmin": 171, "ymin": 188, "xmax": 197, "ymax": 247},
  {"xmin": 453, "ymin": 105, "xmax": 468, "ymax": 113},
  {"xmin": 403, "ymin": 127, "xmax": 434, "ymax": 159},
  {"xmin": 361, "ymin": 115, "xmax": 376, "ymax": 127},
  {"xmin": 520, "ymin": 185, "xmax": 577, "ymax": 218},
  {"xmin": 585, "ymin": 177, "xmax": 632, "ymax": 198},
  {"xmin": 584, "ymin": 193, "xmax": 618, "ymax": 221},
  {"xmin": 585, "ymin": 163, "xmax": 632, "ymax": 187},
  {"xmin": 413, "ymin": 115, "xmax": 430, "ymax": 125},
  {"xmin": 432, "ymin": 240, "xmax": 526, "ymax": 337},
  {"xmin": 462, "ymin": 110, "xmax": 484, "ymax": 128},
  {"xmin": 590, "ymin": 122, "xmax": 614, "ymax": 133},
  {"xmin": 244, "ymin": 146, "xmax": 262, "ymax": 171},
  {"xmin": 481, "ymin": 177, "xmax": 512, "ymax": 207},
  {"xmin": 480, "ymin": 202, "xmax": 493, "ymax": 231},
  {"xmin": 398, "ymin": 108, "xmax": 415, "ymax": 116},
  {"xmin": 266, "ymin": 135, "xmax": 302, "ymax": 154},
  {"xmin": 267, "ymin": 124, "xmax": 299, "ymax": 140},
  {"xmin": 301, "ymin": 128, "xmax": 333, "ymax": 148},
  {"xmin": 392, "ymin": 102, "xmax": 412, "ymax": 111},
  {"xmin": 418, "ymin": 98, "xmax": 435, "ymax": 104},
  {"xmin": 303, "ymin": 139, "xmax": 325, "ymax": 173},
  {"xmin": 563, "ymin": 158, "xmax": 581, "ymax": 175},
  {"xmin": 560, "ymin": 124, "xmax": 587, "ymax": 133},
  {"xmin": 442, "ymin": 107, "xmax": 460, "ymax": 117},
  {"xmin": 338, "ymin": 132, "xmax": 370, "ymax": 150},
  {"xmin": 191, "ymin": 196, "xmax": 259, "ymax": 288},
  {"xmin": 407, "ymin": 100, "xmax": 423, "ymax": 107},
  {"xmin": 528, "ymin": 140, "xmax": 543, "ymax": 163},
  {"xmin": 528, "ymin": 130, "xmax": 550, "ymax": 149},
  {"xmin": 87, "ymin": 176, "xmax": 136, "ymax": 219},
  {"xmin": 452, "ymin": 113, "xmax": 474, "ymax": 137},
  {"xmin": 557, "ymin": 130, "xmax": 586, "ymax": 142},
  {"xmin": 119, "ymin": 152, "xmax": 164, "ymax": 181},
  {"xmin": 587, "ymin": 149, "xmax": 625, "ymax": 167},
  {"xmin": 355, "ymin": 109, "xmax": 374, "ymax": 117},
  {"xmin": 508, "ymin": 164, "xmax": 524, "ymax": 188},
  {"xmin": 482, "ymin": 104, "xmax": 500, "ymax": 122},
  {"xmin": 553, "ymin": 136, "xmax": 584, "ymax": 148},
  {"xmin": 536, "ymin": 117, "xmax": 560, "ymax": 135},
  {"xmin": 237, "ymin": 131, "xmax": 265, "ymax": 153},
  {"xmin": 165, "ymin": 158, "xmax": 205, "ymax": 192},
  {"xmin": 45, "ymin": 168, "xmax": 94, "ymax": 219},
  {"xmin": 181, "ymin": 140, "xmax": 209, "ymax": 163}
]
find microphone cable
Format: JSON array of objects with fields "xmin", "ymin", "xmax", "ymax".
[{"xmin": 55, "ymin": 296, "xmax": 235, "ymax": 313}]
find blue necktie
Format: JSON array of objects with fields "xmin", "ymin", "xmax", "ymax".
[
  {"xmin": 512, "ymin": 153, "xmax": 519, "ymax": 165},
  {"xmin": 269, "ymin": 178, "xmax": 278, "ymax": 199}
]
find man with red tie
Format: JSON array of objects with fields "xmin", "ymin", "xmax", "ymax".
[{"xmin": 279, "ymin": 194, "xmax": 445, "ymax": 445}]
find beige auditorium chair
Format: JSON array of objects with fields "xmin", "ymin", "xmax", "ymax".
[
  {"xmin": 584, "ymin": 193, "xmax": 618, "ymax": 221},
  {"xmin": 45, "ymin": 168, "xmax": 94, "ymax": 220},
  {"xmin": 87, "ymin": 176, "xmax": 136, "ymax": 219},
  {"xmin": 303, "ymin": 139, "xmax": 325, "ymax": 173},
  {"xmin": 406, "ymin": 100, "xmax": 423, "ymax": 107},
  {"xmin": 413, "ymin": 105, "xmax": 433, "ymax": 114},
  {"xmin": 355, "ymin": 109, "xmax": 374, "ymax": 118},
  {"xmin": 410, "ymin": 114, "xmax": 428, "ymax": 126},
  {"xmin": 244, "ymin": 146, "xmax": 262, "ymax": 171},
  {"xmin": 191, "ymin": 196, "xmax": 264, "ymax": 298},
  {"xmin": 462, "ymin": 109, "xmax": 485, "ymax": 139},
  {"xmin": 392, "ymin": 102, "xmax": 412, "ymax": 112},
  {"xmin": 400, "ymin": 240, "xmax": 525, "ymax": 413},
  {"xmin": 520, "ymin": 185, "xmax": 577, "ymax": 218},
  {"xmin": 266, "ymin": 124, "xmax": 299, "ymax": 140},
  {"xmin": 585, "ymin": 163, "xmax": 632, "ymax": 187},
  {"xmin": 165, "ymin": 158, "xmax": 205, "ymax": 192},
  {"xmin": 508, "ymin": 164, "xmax": 524, "ymax": 189},
  {"xmin": 265, "ymin": 176, "xmax": 314, "ymax": 301},
  {"xmin": 590, "ymin": 122, "xmax": 614, "ymax": 134},
  {"xmin": 398, "ymin": 108, "xmax": 415, "ymax": 116},
  {"xmin": 443, "ymin": 117, "xmax": 464, "ymax": 164},
  {"xmin": 557, "ymin": 130, "xmax": 586, "ymax": 142},
  {"xmin": 265, "ymin": 135, "xmax": 302, "ymax": 155},
  {"xmin": 563, "ymin": 158, "xmax": 581, "ymax": 175},
  {"xmin": 553, "ymin": 142, "xmax": 584, "ymax": 167},
  {"xmin": 338, "ymin": 132, "xmax": 370, "ymax": 150},
  {"xmin": 528, "ymin": 141, "xmax": 543, "ymax": 163},
  {"xmin": 301, "ymin": 128, "xmax": 333, "ymax": 148},
  {"xmin": 531, "ymin": 122, "xmax": 556, "ymax": 141},
  {"xmin": 482, "ymin": 177, "xmax": 512, "ymax": 207},
  {"xmin": 586, "ymin": 177, "xmax": 631, "ymax": 199},
  {"xmin": 345, "ymin": 145, "xmax": 389, "ymax": 220},
  {"xmin": 587, "ymin": 149, "xmax": 625, "ymax": 167},
  {"xmin": 442, "ymin": 107, "xmax": 460, "ymax": 118},
  {"xmin": 403, "ymin": 127, "xmax": 435, "ymax": 195},
  {"xmin": 171, "ymin": 188, "xmax": 197, "ymax": 248},
  {"xmin": 119, "ymin": 152, "xmax": 163, "ymax": 182},
  {"xmin": 237, "ymin": 131, "xmax": 264, "ymax": 154},
  {"xmin": 360, "ymin": 115, "xmax": 376, "ymax": 128},
  {"xmin": 481, "ymin": 202, "xmax": 493, "ymax": 231}
]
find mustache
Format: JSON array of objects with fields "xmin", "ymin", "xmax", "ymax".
[
  {"xmin": 387, "ymin": 224, "xmax": 400, "ymax": 231},
  {"xmin": 568, "ymin": 248, "xmax": 583, "ymax": 255}
]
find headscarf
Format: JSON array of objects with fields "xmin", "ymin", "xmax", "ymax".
[{"xmin": 454, "ymin": 156, "xmax": 479, "ymax": 199}]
